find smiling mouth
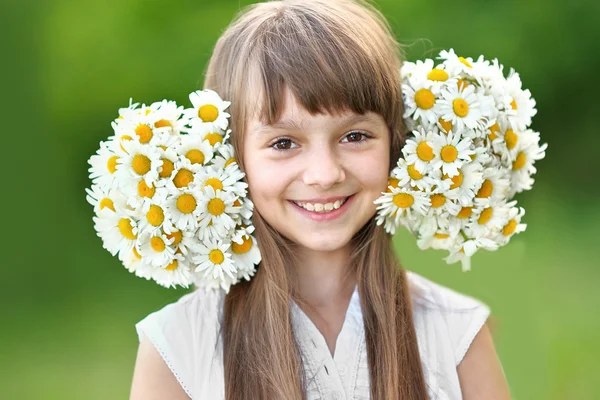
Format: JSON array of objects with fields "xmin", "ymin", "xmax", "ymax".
[{"xmin": 290, "ymin": 195, "xmax": 352, "ymax": 213}]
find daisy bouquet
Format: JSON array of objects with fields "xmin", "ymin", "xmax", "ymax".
[
  {"xmin": 86, "ymin": 90, "xmax": 261, "ymax": 291},
  {"xmin": 375, "ymin": 49, "xmax": 548, "ymax": 271}
]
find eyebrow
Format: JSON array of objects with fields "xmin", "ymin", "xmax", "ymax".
[{"xmin": 254, "ymin": 113, "xmax": 376, "ymax": 134}]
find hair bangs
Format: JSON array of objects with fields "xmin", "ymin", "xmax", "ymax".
[{"xmin": 245, "ymin": 2, "xmax": 403, "ymax": 128}]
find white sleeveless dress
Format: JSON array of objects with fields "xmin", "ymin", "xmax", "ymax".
[{"xmin": 135, "ymin": 270, "xmax": 490, "ymax": 399}]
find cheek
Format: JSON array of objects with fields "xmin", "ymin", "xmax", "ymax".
[
  {"xmin": 353, "ymin": 148, "xmax": 390, "ymax": 194},
  {"xmin": 244, "ymin": 153, "xmax": 290, "ymax": 207}
]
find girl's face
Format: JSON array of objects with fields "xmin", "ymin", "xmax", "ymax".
[{"xmin": 244, "ymin": 86, "xmax": 390, "ymax": 253}]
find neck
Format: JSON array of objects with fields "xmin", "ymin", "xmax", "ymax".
[{"xmin": 293, "ymin": 243, "xmax": 357, "ymax": 309}]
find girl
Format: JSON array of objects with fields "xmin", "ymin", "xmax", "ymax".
[{"xmin": 131, "ymin": 0, "xmax": 511, "ymax": 399}]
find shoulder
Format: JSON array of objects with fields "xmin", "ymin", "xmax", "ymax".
[
  {"xmin": 405, "ymin": 270, "xmax": 491, "ymax": 367},
  {"xmin": 134, "ymin": 287, "xmax": 226, "ymax": 399}
]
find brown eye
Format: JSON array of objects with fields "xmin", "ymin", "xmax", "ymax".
[
  {"xmin": 271, "ymin": 138, "xmax": 296, "ymax": 151},
  {"xmin": 343, "ymin": 131, "xmax": 369, "ymax": 144}
]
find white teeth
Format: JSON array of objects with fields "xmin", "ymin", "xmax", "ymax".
[{"xmin": 293, "ymin": 197, "xmax": 349, "ymax": 213}]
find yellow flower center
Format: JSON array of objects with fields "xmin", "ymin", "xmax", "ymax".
[
  {"xmin": 137, "ymin": 180, "xmax": 155, "ymax": 198},
  {"xmin": 441, "ymin": 145, "xmax": 458, "ymax": 163},
  {"xmin": 165, "ymin": 260, "xmax": 178, "ymax": 270},
  {"xmin": 120, "ymin": 135, "xmax": 132, "ymax": 152},
  {"xmin": 478, "ymin": 207, "xmax": 493, "ymax": 225},
  {"xmin": 457, "ymin": 79, "xmax": 469, "ymax": 91},
  {"xmin": 150, "ymin": 236, "xmax": 166, "ymax": 252},
  {"xmin": 438, "ymin": 118, "xmax": 452, "ymax": 133},
  {"xmin": 476, "ymin": 179, "xmax": 493, "ymax": 198},
  {"xmin": 176, "ymin": 194, "xmax": 197, "ymax": 214},
  {"xmin": 198, "ymin": 104, "xmax": 219, "ymax": 122},
  {"xmin": 118, "ymin": 218, "xmax": 136, "ymax": 240},
  {"xmin": 407, "ymin": 164, "xmax": 423, "ymax": 180},
  {"xmin": 434, "ymin": 233, "xmax": 450, "ymax": 239},
  {"xmin": 504, "ymin": 129, "xmax": 518, "ymax": 150},
  {"xmin": 430, "ymin": 194, "xmax": 446, "ymax": 208},
  {"xmin": 503, "ymin": 219, "xmax": 518, "ymax": 236},
  {"xmin": 135, "ymin": 124, "xmax": 153, "ymax": 143},
  {"xmin": 146, "ymin": 205, "xmax": 164, "ymax": 226},
  {"xmin": 186, "ymin": 149, "xmax": 205, "ymax": 165},
  {"xmin": 173, "ymin": 169, "xmax": 194, "ymax": 188},
  {"xmin": 159, "ymin": 158, "xmax": 174, "ymax": 178},
  {"xmin": 154, "ymin": 119, "xmax": 172, "ymax": 128},
  {"xmin": 458, "ymin": 56, "xmax": 472, "ymax": 68},
  {"xmin": 132, "ymin": 154, "xmax": 151, "ymax": 176},
  {"xmin": 232, "ymin": 236, "xmax": 253, "ymax": 254},
  {"xmin": 209, "ymin": 249, "xmax": 225, "ymax": 264},
  {"xmin": 387, "ymin": 177, "xmax": 399, "ymax": 192},
  {"xmin": 427, "ymin": 68, "xmax": 449, "ymax": 81},
  {"xmin": 205, "ymin": 177, "xmax": 223, "ymax": 192},
  {"xmin": 453, "ymin": 98, "xmax": 469, "ymax": 117},
  {"xmin": 204, "ymin": 133, "xmax": 223, "ymax": 146},
  {"xmin": 488, "ymin": 123, "xmax": 500, "ymax": 141},
  {"xmin": 166, "ymin": 230, "xmax": 183, "ymax": 246},
  {"xmin": 393, "ymin": 193, "xmax": 414, "ymax": 208},
  {"xmin": 513, "ymin": 152, "xmax": 526, "ymax": 170},
  {"xmin": 511, "ymin": 99, "xmax": 518, "ymax": 110},
  {"xmin": 416, "ymin": 142, "xmax": 434, "ymax": 161},
  {"xmin": 457, "ymin": 206, "xmax": 472, "ymax": 219},
  {"xmin": 414, "ymin": 89, "xmax": 435, "ymax": 110},
  {"xmin": 133, "ymin": 247, "xmax": 142, "ymax": 259},
  {"xmin": 107, "ymin": 156, "xmax": 119, "ymax": 174},
  {"xmin": 99, "ymin": 198, "xmax": 115, "ymax": 211},
  {"xmin": 208, "ymin": 198, "xmax": 225, "ymax": 215},
  {"xmin": 233, "ymin": 199, "xmax": 242, "ymax": 207},
  {"xmin": 443, "ymin": 170, "xmax": 463, "ymax": 189},
  {"xmin": 225, "ymin": 158, "xmax": 236, "ymax": 167}
]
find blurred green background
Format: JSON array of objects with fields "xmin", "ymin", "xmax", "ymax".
[{"xmin": 2, "ymin": 0, "xmax": 598, "ymax": 398}]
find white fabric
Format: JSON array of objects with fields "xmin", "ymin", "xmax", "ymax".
[{"xmin": 135, "ymin": 270, "xmax": 490, "ymax": 399}]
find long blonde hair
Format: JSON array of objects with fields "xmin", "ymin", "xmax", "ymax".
[{"xmin": 203, "ymin": 0, "xmax": 429, "ymax": 398}]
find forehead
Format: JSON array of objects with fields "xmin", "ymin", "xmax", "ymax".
[{"xmin": 248, "ymin": 85, "xmax": 381, "ymax": 134}]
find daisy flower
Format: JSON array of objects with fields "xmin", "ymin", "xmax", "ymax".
[
  {"xmin": 438, "ymin": 83, "xmax": 485, "ymax": 132},
  {"xmin": 138, "ymin": 231, "xmax": 176, "ymax": 267},
  {"xmin": 88, "ymin": 141, "xmax": 122, "ymax": 190},
  {"xmin": 197, "ymin": 186, "xmax": 239, "ymax": 237},
  {"xmin": 116, "ymin": 140, "xmax": 162, "ymax": 188},
  {"xmin": 85, "ymin": 184, "xmax": 129, "ymax": 215},
  {"xmin": 151, "ymin": 252, "xmax": 195, "ymax": 289},
  {"xmin": 137, "ymin": 192, "xmax": 175, "ymax": 237},
  {"xmin": 431, "ymin": 130, "xmax": 474, "ymax": 177},
  {"xmin": 211, "ymin": 142, "xmax": 239, "ymax": 170},
  {"xmin": 443, "ymin": 161, "xmax": 484, "ymax": 206},
  {"xmin": 402, "ymin": 128, "xmax": 437, "ymax": 174},
  {"xmin": 438, "ymin": 48, "xmax": 476, "ymax": 77},
  {"xmin": 164, "ymin": 186, "xmax": 205, "ymax": 231},
  {"xmin": 444, "ymin": 236, "xmax": 499, "ymax": 271},
  {"xmin": 114, "ymin": 103, "xmax": 158, "ymax": 145},
  {"xmin": 148, "ymin": 99, "xmax": 187, "ymax": 134},
  {"xmin": 374, "ymin": 186, "xmax": 430, "ymax": 234},
  {"xmin": 185, "ymin": 123, "xmax": 226, "ymax": 148},
  {"xmin": 509, "ymin": 130, "xmax": 548, "ymax": 195},
  {"xmin": 176, "ymin": 133, "xmax": 214, "ymax": 166},
  {"xmin": 422, "ymin": 188, "xmax": 462, "ymax": 217},
  {"xmin": 192, "ymin": 238, "xmax": 236, "ymax": 281},
  {"xmin": 465, "ymin": 200, "xmax": 514, "ymax": 238},
  {"xmin": 163, "ymin": 157, "xmax": 204, "ymax": 191},
  {"xmin": 184, "ymin": 89, "xmax": 231, "ymax": 131},
  {"xmin": 92, "ymin": 208, "xmax": 138, "ymax": 259},
  {"xmin": 473, "ymin": 167, "xmax": 511, "ymax": 207},
  {"xmin": 196, "ymin": 164, "xmax": 248, "ymax": 199},
  {"xmin": 392, "ymin": 158, "xmax": 439, "ymax": 192},
  {"xmin": 403, "ymin": 79, "xmax": 441, "ymax": 126},
  {"xmin": 489, "ymin": 204, "xmax": 527, "ymax": 246},
  {"xmin": 229, "ymin": 231, "xmax": 261, "ymax": 281},
  {"xmin": 504, "ymin": 69, "xmax": 537, "ymax": 130}
]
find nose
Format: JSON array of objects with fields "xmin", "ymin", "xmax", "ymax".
[{"xmin": 302, "ymin": 143, "xmax": 345, "ymax": 189}]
